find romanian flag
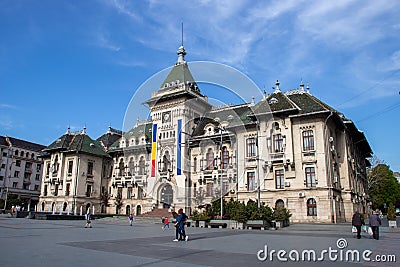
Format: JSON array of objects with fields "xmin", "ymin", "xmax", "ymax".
[{"xmin": 151, "ymin": 124, "xmax": 157, "ymax": 177}]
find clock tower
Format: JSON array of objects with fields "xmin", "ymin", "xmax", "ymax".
[{"xmin": 144, "ymin": 45, "xmax": 211, "ymax": 211}]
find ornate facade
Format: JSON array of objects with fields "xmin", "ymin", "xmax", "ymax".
[{"xmin": 40, "ymin": 46, "xmax": 372, "ymax": 223}]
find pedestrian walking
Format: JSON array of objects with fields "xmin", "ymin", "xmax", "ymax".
[
  {"xmin": 163, "ymin": 217, "xmax": 170, "ymax": 230},
  {"xmin": 85, "ymin": 212, "xmax": 92, "ymax": 228},
  {"xmin": 129, "ymin": 214, "xmax": 134, "ymax": 226},
  {"xmin": 173, "ymin": 208, "xmax": 188, "ymax": 242},
  {"xmin": 369, "ymin": 210, "xmax": 381, "ymax": 240},
  {"xmin": 352, "ymin": 210, "xmax": 364, "ymax": 239}
]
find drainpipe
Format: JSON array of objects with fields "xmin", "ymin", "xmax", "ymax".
[{"xmin": 324, "ymin": 111, "xmax": 334, "ymax": 223}]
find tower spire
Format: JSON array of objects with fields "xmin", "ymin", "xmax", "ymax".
[{"xmin": 176, "ymin": 22, "xmax": 186, "ymax": 65}]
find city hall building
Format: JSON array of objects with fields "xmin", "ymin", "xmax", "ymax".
[{"xmin": 39, "ymin": 45, "xmax": 372, "ymax": 223}]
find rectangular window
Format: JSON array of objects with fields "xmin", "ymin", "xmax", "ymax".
[
  {"xmin": 127, "ymin": 187, "xmax": 132, "ymax": 198},
  {"xmin": 34, "ymin": 185, "xmax": 39, "ymax": 191},
  {"xmin": 87, "ymin": 162, "xmax": 94, "ymax": 176},
  {"xmin": 65, "ymin": 183, "xmax": 70, "ymax": 196},
  {"xmin": 273, "ymin": 134, "xmax": 284, "ymax": 152},
  {"xmin": 1, "ymin": 164, "xmax": 5, "ymax": 169},
  {"xmin": 12, "ymin": 182, "xmax": 18, "ymax": 188},
  {"xmin": 14, "ymin": 171, "xmax": 20, "ymax": 178},
  {"xmin": 86, "ymin": 184, "xmax": 92, "ymax": 197},
  {"xmin": 305, "ymin": 167, "xmax": 316, "ymax": 188},
  {"xmin": 43, "ymin": 185, "xmax": 48, "ymax": 196},
  {"xmin": 246, "ymin": 138, "xmax": 257, "ymax": 157},
  {"xmin": 302, "ymin": 130, "xmax": 314, "ymax": 151},
  {"xmin": 24, "ymin": 172, "xmax": 31, "ymax": 179},
  {"xmin": 247, "ymin": 172, "xmax": 255, "ymax": 191},
  {"xmin": 25, "ymin": 162, "xmax": 32, "ymax": 170},
  {"xmin": 35, "ymin": 174, "xmax": 40, "ymax": 181},
  {"xmin": 46, "ymin": 163, "xmax": 50, "ymax": 176},
  {"xmin": 54, "ymin": 184, "xmax": 59, "ymax": 196},
  {"xmin": 36, "ymin": 164, "xmax": 41, "ymax": 172},
  {"xmin": 0, "ymin": 176, "xmax": 3, "ymax": 181},
  {"xmin": 275, "ymin": 169, "xmax": 284, "ymax": 189},
  {"xmin": 23, "ymin": 184, "xmax": 29, "ymax": 190},
  {"xmin": 206, "ymin": 182, "xmax": 213, "ymax": 197},
  {"xmin": 16, "ymin": 160, "xmax": 21, "ymax": 167},
  {"xmin": 68, "ymin": 160, "xmax": 73, "ymax": 175}
]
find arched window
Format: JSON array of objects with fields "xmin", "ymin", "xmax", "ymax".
[
  {"xmin": 222, "ymin": 146, "xmax": 229, "ymax": 169},
  {"xmin": 128, "ymin": 157, "xmax": 135, "ymax": 175},
  {"xmin": 302, "ymin": 130, "xmax": 314, "ymax": 151},
  {"xmin": 206, "ymin": 148, "xmax": 214, "ymax": 170},
  {"xmin": 307, "ymin": 198, "xmax": 317, "ymax": 216},
  {"xmin": 139, "ymin": 156, "xmax": 145, "ymax": 175},
  {"xmin": 162, "ymin": 151, "xmax": 171, "ymax": 172},
  {"xmin": 118, "ymin": 158, "xmax": 124, "ymax": 176},
  {"xmin": 275, "ymin": 199, "xmax": 285, "ymax": 208}
]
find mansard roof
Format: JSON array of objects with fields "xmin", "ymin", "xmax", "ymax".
[
  {"xmin": 285, "ymin": 89, "xmax": 335, "ymax": 114},
  {"xmin": 254, "ymin": 91, "xmax": 298, "ymax": 115},
  {"xmin": 97, "ymin": 127, "xmax": 123, "ymax": 150},
  {"xmin": 0, "ymin": 135, "xmax": 46, "ymax": 151},
  {"xmin": 43, "ymin": 132, "xmax": 110, "ymax": 157},
  {"xmin": 108, "ymin": 122, "xmax": 152, "ymax": 150}
]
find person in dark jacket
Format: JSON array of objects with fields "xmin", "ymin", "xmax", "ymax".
[
  {"xmin": 352, "ymin": 210, "xmax": 364, "ymax": 239},
  {"xmin": 173, "ymin": 208, "xmax": 188, "ymax": 242},
  {"xmin": 369, "ymin": 210, "xmax": 382, "ymax": 240}
]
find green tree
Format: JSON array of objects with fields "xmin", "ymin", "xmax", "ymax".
[
  {"xmin": 368, "ymin": 164, "xmax": 400, "ymax": 211},
  {"xmin": 387, "ymin": 204, "xmax": 396, "ymax": 221}
]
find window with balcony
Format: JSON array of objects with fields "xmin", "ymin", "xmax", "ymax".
[
  {"xmin": 273, "ymin": 134, "xmax": 284, "ymax": 153},
  {"xmin": 246, "ymin": 138, "xmax": 257, "ymax": 157},
  {"xmin": 23, "ymin": 183, "xmax": 29, "ymax": 190},
  {"xmin": 305, "ymin": 167, "xmax": 316, "ymax": 188},
  {"xmin": 307, "ymin": 198, "xmax": 317, "ymax": 216},
  {"xmin": 206, "ymin": 148, "xmax": 215, "ymax": 170},
  {"xmin": 162, "ymin": 151, "xmax": 171, "ymax": 172},
  {"xmin": 118, "ymin": 158, "xmax": 124, "ymax": 176},
  {"xmin": 247, "ymin": 172, "xmax": 255, "ymax": 191},
  {"xmin": 12, "ymin": 182, "xmax": 18, "ymax": 188},
  {"xmin": 275, "ymin": 169, "xmax": 284, "ymax": 189},
  {"xmin": 222, "ymin": 146, "xmax": 229, "ymax": 169},
  {"xmin": 302, "ymin": 130, "xmax": 314, "ymax": 151}
]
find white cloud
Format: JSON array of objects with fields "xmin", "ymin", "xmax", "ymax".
[{"xmin": 0, "ymin": 104, "xmax": 17, "ymax": 109}]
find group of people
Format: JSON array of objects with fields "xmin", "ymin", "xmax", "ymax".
[
  {"xmin": 161, "ymin": 208, "xmax": 188, "ymax": 241},
  {"xmin": 352, "ymin": 209, "xmax": 382, "ymax": 240}
]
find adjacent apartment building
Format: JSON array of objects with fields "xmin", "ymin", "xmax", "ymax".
[{"xmin": 0, "ymin": 135, "xmax": 46, "ymax": 210}]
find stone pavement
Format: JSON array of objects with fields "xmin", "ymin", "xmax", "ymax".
[{"xmin": 0, "ymin": 214, "xmax": 398, "ymax": 267}]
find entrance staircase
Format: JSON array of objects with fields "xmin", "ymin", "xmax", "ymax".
[{"xmin": 138, "ymin": 208, "xmax": 174, "ymax": 219}]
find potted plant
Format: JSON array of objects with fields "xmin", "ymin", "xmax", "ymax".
[{"xmin": 387, "ymin": 204, "xmax": 397, "ymax": 228}]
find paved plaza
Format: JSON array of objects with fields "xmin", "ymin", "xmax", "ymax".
[{"xmin": 0, "ymin": 215, "xmax": 399, "ymax": 267}]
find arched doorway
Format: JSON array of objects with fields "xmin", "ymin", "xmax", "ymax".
[
  {"xmin": 136, "ymin": 205, "xmax": 141, "ymax": 215},
  {"xmin": 51, "ymin": 202, "xmax": 56, "ymax": 212},
  {"xmin": 41, "ymin": 202, "xmax": 45, "ymax": 212},
  {"xmin": 160, "ymin": 184, "xmax": 173, "ymax": 209},
  {"xmin": 126, "ymin": 205, "xmax": 131, "ymax": 215},
  {"xmin": 63, "ymin": 202, "xmax": 68, "ymax": 212}
]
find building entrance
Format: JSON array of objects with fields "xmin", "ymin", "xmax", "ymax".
[{"xmin": 160, "ymin": 184, "xmax": 173, "ymax": 209}]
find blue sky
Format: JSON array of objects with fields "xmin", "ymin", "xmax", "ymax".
[{"xmin": 0, "ymin": 0, "xmax": 399, "ymax": 171}]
